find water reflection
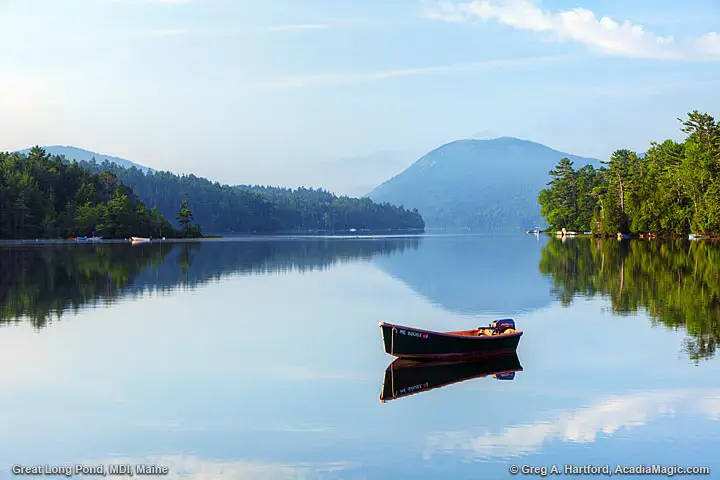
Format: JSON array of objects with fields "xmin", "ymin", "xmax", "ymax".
[
  {"xmin": 0, "ymin": 237, "xmax": 420, "ymax": 328},
  {"xmin": 2, "ymin": 235, "xmax": 720, "ymax": 478},
  {"xmin": 373, "ymin": 235, "xmax": 553, "ymax": 315},
  {"xmin": 425, "ymin": 388, "xmax": 720, "ymax": 460},
  {"xmin": 380, "ymin": 353, "xmax": 523, "ymax": 402},
  {"xmin": 539, "ymin": 237, "xmax": 720, "ymax": 361},
  {"xmin": 75, "ymin": 456, "xmax": 354, "ymax": 480}
]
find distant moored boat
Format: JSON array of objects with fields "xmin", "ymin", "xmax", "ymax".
[{"xmin": 130, "ymin": 236, "xmax": 151, "ymax": 243}]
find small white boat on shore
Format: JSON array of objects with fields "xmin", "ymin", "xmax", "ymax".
[{"xmin": 130, "ymin": 236, "xmax": 151, "ymax": 243}]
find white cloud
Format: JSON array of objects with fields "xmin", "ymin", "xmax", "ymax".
[
  {"xmin": 260, "ymin": 54, "xmax": 574, "ymax": 89},
  {"xmin": 697, "ymin": 32, "xmax": 720, "ymax": 55},
  {"xmin": 129, "ymin": 28, "xmax": 190, "ymax": 38},
  {"xmin": 424, "ymin": 389, "xmax": 720, "ymax": 459},
  {"xmin": 128, "ymin": 28, "xmax": 189, "ymax": 38},
  {"xmin": 265, "ymin": 24, "xmax": 332, "ymax": 32},
  {"xmin": 109, "ymin": 0, "xmax": 193, "ymax": 3},
  {"xmin": 422, "ymin": 0, "xmax": 719, "ymax": 60}
]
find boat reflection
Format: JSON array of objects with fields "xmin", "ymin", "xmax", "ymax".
[{"xmin": 379, "ymin": 352, "xmax": 523, "ymax": 402}]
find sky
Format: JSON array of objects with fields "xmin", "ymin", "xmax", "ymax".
[{"xmin": 1, "ymin": 0, "xmax": 720, "ymax": 192}]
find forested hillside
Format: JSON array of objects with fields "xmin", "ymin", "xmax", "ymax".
[
  {"xmin": 77, "ymin": 160, "xmax": 425, "ymax": 234},
  {"xmin": 538, "ymin": 110, "xmax": 720, "ymax": 236},
  {"xmin": 0, "ymin": 147, "xmax": 175, "ymax": 239}
]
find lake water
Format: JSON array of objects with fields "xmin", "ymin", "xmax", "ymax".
[{"xmin": 1, "ymin": 235, "xmax": 719, "ymax": 479}]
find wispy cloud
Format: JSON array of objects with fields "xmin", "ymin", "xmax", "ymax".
[
  {"xmin": 123, "ymin": 25, "xmax": 333, "ymax": 40},
  {"xmin": 110, "ymin": 0, "xmax": 193, "ymax": 4},
  {"xmin": 697, "ymin": 32, "xmax": 720, "ymax": 55},
  {"xmin": 260, "ymin": 54, "xmax": 574, "ymax": 89},
  {"xmin": 265, "ymin": 24, "xmax": 332, "ymax": 32},
  {"xmin": 421, "ymin": 0, "xmax": 720, "ymax": 60},
  {"xmin": 128, "ymin": 28, "xmax": 189, "ymax": 38}
]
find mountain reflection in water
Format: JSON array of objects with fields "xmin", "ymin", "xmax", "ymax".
[{"xmin": 373, "ymin": 235, "xmax": 554, "ymax": 315}]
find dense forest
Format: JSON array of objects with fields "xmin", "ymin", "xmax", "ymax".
[
  {"xmin": 76, "ymin": 160, "xmax": 425, "ymax": 234},
  {"xmin": 0, "ymin": 237, "xmax": 420, "ymax": 328},
  {"xmin": 538, "ymin": 110, "xmax": 720, "ymax": 236},
  {"xmin": 539, "ymin": 237, "xmax": 720, "ymax": 362},
  {"xmin": 0, "ymin": 147, "xmax": 181, "ymax": 239}
]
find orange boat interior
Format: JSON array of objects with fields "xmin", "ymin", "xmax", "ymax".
[{"xmin": 445, "ymin": 327, "xmax": 520, "ymax": 337}]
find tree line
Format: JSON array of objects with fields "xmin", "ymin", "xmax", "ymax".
[
  {"xmin": 77, "ymin": 160, "xmax": 426, "ymax": 234},
  {"xmin": 0, "ymin": 147, "xmax": 192, "ymax": 239},
  {"xmin": 538, "ymin": 110, "xmax": 720, "ymax": 236}
]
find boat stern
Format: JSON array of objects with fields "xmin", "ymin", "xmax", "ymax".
[{"xmin": 379, "ymin": 322, "xmax": 395, "ymax": 356}]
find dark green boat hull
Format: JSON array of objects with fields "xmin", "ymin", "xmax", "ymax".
[{"xmin": 380, "ymin": 322, "xmax": 522, "ymax": 360}]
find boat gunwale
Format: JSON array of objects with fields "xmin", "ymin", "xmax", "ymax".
[{"xmin": 379, "ymin": 322, "xmax": 523, "ymax": 340}]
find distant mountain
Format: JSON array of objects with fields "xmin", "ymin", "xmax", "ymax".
[
  {"xmin": 16, "ymin": 146, "xmax": 152, "ymax": 173},
  {"xmin": 367, "ymin": 137, "xmax": 601, "ymax": 232}
]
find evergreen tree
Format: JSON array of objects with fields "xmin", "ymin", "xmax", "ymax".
[
  {"xmin": 539, "ymin": 110, "xmax": 720, "ymax": 237},
  {"xmin": 176, "ymin": 193, "xmax": 195, "ymax": 237}
]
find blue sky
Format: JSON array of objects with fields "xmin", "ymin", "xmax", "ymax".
[{"xmin": 1, "ymin": 0, "xmax": 719, "ymax": 191}]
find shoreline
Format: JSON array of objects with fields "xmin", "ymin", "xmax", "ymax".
[
  {"xmin": 0, "ymin": 231, "xmax": 429, "ymax": 245},
  {"xmin": 0, "ymin": 228, "xmax": 427, "ymax": 244},
  {"xmin": 540, "ymin": 231, "xmax": 720, "ymax": 240}
]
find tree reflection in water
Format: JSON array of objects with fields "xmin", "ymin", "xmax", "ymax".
[{"xmin": 539, "ymin": 237, "xmax": 720, "ymax": 362}]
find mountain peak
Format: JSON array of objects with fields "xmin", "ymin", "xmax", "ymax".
[
  {"xmin": 439, "ymin": 136, "xmax": 565, "ymax": 151},
  {"xmin": 368, "ymin": 138, "xmax": 601, "ymax": 232}
]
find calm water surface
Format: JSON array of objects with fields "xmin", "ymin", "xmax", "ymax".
[{"xmin": 1, "ymin": 235, "xmax": 719, "ymax": 479}]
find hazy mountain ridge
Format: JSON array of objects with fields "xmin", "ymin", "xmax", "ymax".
[
  {"xmin": 16, "ymin": 146, "xmax": 152, "ymax": 173},
  {"xmin": 368, "ymin": 137, "xmax": 602, "ymax": 232},
  {"xmin": 313, "ymin": 150, "xmax": 417, "ymax": 197}
]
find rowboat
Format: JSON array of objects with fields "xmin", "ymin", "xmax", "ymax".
[
  {"xmin": 380, "ymin": 352, "xmax": 522, "ymax": 402},
  {"xmin": 379, "ymin": 319, "xmax": 522, "ymax": 360},
  {"xmin": 130, "ymin": 236, "xmax": 151, "ymax": 243}
]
